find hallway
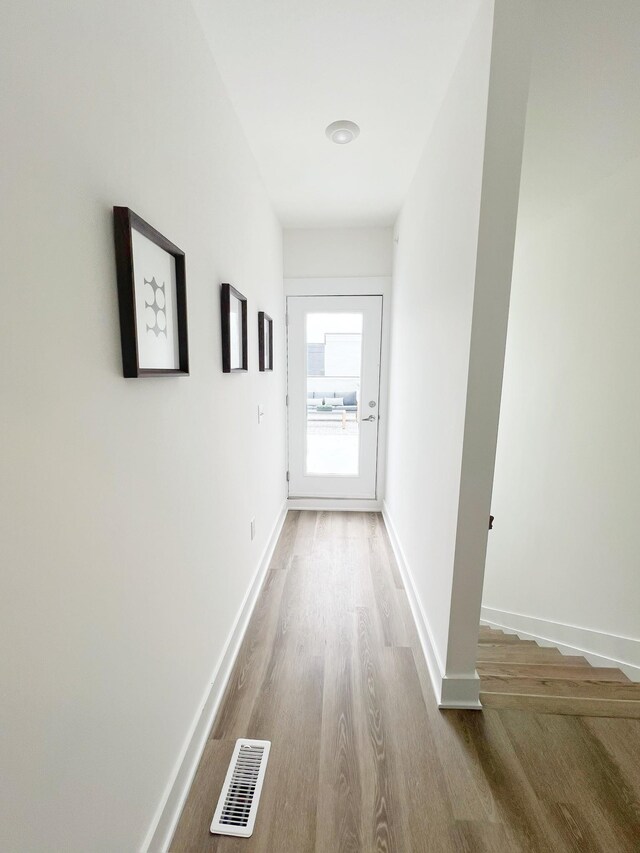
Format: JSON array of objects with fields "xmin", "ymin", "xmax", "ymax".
[{"xmin": 171, "ymin": 512, "xmax": 640, "ymax": 852}]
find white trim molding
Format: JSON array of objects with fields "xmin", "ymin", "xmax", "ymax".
[
  {"xmin": 284, "ymin": 276, "xmax": 391, "ymax": 297},
  {"xmin": 141, "ymin": 502, "xmax": 289, "ymax": 853},
  {"xmin": 382, "ymin": 502, "xmax": 481, "ymax": 709},
  {"xmin": 481, "ymin": 606, "xmax": 640, "ymax": 683},
  {"xmin": 287, "ymin": 498, "xmax": 382, "ymax": 512}
]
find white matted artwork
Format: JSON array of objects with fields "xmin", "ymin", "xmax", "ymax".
[
  {"xmin": 132, "ymin": 229, "xmax": 180, "ymax": 370},
  {"xmin": 113, "ymin": 206, "xmax": 189, "ymax": 377}
]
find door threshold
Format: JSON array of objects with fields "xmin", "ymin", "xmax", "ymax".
[{"xmin": 287, "ymin": 498, "xmax": 382, "ymax": 511}]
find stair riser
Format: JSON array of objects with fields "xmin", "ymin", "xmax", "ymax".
[
  {"xmin": 477, "ymin": 649, "xmax": 586, "ymax": 664},
  {"xmin": 476, "ymin": 664, "xmax": 631, "ymax": 683},
  {"xmin": 480, "ymin": 692, "xmax": 640, "ymax": 719},
  {"xmin": 480, "ymin": 677, "xmax": 640, "ymax": 701}
]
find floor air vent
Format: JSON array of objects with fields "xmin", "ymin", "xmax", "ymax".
[{"xmin": 210, "ymin": 738, "xmax": 271, "ymax": 838}]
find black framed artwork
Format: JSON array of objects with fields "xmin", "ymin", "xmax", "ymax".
[
  {"xmin": 221, "ymin": 283, "xmax": 248, "ymax": 372},
  {"xmin": 258, "ymin": 312, "xmax": 273, "ymax": 372},
  {"xmin": 113, "ymin": 206, "xmax": 189, "ymax": 377}
]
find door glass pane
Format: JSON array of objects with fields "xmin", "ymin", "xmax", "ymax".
[{"xmin": 305, "ymin": 313, "xmax": 362, "ymax": 475}]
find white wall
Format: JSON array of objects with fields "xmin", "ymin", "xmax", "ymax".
[
  {"xmin": 384, "ymin": 0, "xmax": 531, "ymax": 705},
  {"xmin": 0, "ymin": 2, "xmax": 285, "ymax": 851},
  {"xmin": 283, "ymin": 227, "xmax": 393, "ymax": 278},
  {"xmin": 483, "ymin": 1, "xmax": 640, "ymax": 673}
]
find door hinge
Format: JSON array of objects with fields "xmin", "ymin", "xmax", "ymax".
[{"xmin": 286, "ymin": 470, "xmax": 290, "ymax": 482}]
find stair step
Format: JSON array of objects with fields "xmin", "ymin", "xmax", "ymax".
[
  {"xmin": 479, "ymin": 626, "xmax": 510, "ymax": 638},
  {"xmin": 478, "ymin": 636, "xmax": 536, "ymax": 646},
  {"xmin": 480, "ymin": 676, "xmax": 640, "ymax": 701},
  {"xmin": 476, "ymin": 663, "xmax": 631, "ymax": 682},
  {"xmin": 480, "ymin": 691, "xmax": 640, "ymax": 719},
  {"xmin": 477, "ymin": 647, "xmax": 585, "ymax": 664}
]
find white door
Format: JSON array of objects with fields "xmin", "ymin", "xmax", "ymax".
[{"xmin": 287, "ymin": 295, "xmax": 382, "ymax": 499}]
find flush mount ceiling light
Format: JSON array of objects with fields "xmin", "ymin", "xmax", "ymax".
[{"xmin": 325, "ymin": 120, "xmax": 360, "ymax": 145}]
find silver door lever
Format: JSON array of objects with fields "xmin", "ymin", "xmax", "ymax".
[{"xmin": 361, "ymin": 414, "xmax": 376, "ymax": 422}]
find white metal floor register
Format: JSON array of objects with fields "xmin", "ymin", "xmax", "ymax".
[{"xmin": 210, "ymin": 738, "xmax": 271, "ymax": 837}]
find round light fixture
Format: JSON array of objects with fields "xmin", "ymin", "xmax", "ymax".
[{"xmin": 325, "ymin": 120, "xmax": 360, "ymax": 145}]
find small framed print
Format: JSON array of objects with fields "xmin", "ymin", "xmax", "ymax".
[
  {"xmin": 258, "ymin": 311, "xmax": 273, "ymax": 372},
  {"xmin": 113, "ymin": 207, "xmax": 189, "ymax": 377},
  {"xmin": 221, "ymin": 283, "xmax": 248, "ymax": 373}
]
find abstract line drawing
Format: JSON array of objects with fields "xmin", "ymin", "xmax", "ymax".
[{"xmin": 145, "ymin": 277, "xmax": 167, "ymax": 337}]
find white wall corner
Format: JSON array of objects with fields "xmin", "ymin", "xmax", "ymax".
[
  {"xmin": 141, "ymin": 502, "xmax": 289, "ymax": 853},
  {"xmin": 382, "ymin": 503, "xmax": 481, "ymax": 710},
  {"xmin": 481, "ymin": 606, "xmax": 640, "ymax": 683}
]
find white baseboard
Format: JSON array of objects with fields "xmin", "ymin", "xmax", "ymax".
[
  {"xmin": 481, "ymin": 606, "xmax": 640, "ymax": 682},
  {"xmin": 382, "ymin": 502, "xmax": 481, "ymax": 709},
  {"xmin": 141, "ymin": 501, "xmax": 289, "ymax": 853},
  {"xmin": 287, "ymin": 497, "xmax": 382, "ymax": 511}
]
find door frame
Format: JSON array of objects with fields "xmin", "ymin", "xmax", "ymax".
[{"xmin": 284, "ymin": 276, "xmax": 391, "ymax": 510}]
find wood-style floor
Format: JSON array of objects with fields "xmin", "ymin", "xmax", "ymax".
[{"xmin": 171, "ymin": 511, "xmax": 640, "ymax": 852}]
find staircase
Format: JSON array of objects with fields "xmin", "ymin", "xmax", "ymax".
[{"xmin": 477, "ymin": 625, "xmax": 640, "ymax": 718}]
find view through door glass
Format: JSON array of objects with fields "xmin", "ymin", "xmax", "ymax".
[{"xmin": 306, "ymin": 312, "xmax": 362, "ymax": 476}]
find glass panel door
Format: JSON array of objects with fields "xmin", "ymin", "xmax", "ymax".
[{"xmin": 287, "ymin": 295, "xmax": 382, "ymax": 499}]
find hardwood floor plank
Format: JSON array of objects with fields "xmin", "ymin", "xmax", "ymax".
[
  {"xmin": 501, "ymin": 710, "xmax": 640, "ymax": 850},
  {"xmin": 209, "ymin": 569, "xmax": 287, "ymax": 741},
  {"xmin": 354, "ymin": 606, "xmax": 403, "ymax": 852},
  {"xmin": 291, "ymin": 509, "xmax": 318, "ymax": 557},
  {"xmin": 367, "ymin": 535, "xmax": 408, "ymax": 647},
  {"xmin": 582, "ymin": 716, "xmax": 640, "ymax": 777},
  {"xmin": 439, "ymin": 709, "xmax": 565, "ymax": 851},
  {"xmin": 243, "ymin": 651, "xmax": 324, "ymax": 853},
  {"xmin": 315, "ymin": 609, "xmax": 363, "ymax": 853},
  {"xmin": 269, "ymin": 510, "xmax": 300, "ymax": 570},
  {"xmin": 382, "ymin": 647, "xmax": 455, "ymax": 850},
  {"xmin": 448, "ymin": 819, "xmax": 519, "ymax": 853},
  {"xmin": 541, "ymin": 801, "xmax": 604, "ymax": 853}
]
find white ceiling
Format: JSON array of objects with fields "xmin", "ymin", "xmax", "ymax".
[{"xmin": 192, "ymin": 0, "xmax": 482, "ymax": 227}]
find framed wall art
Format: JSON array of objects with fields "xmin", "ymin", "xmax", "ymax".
[
  {"xmin": 221, "ymin": 283, "xmax": 248, "ymax": 373},
  {"xmin": 113, "ymin": 206, "xmax": 189, "ymax": 377},
  {"xmin": 258, "ymin": 311, "xmax": 273, "ymax": 372}
]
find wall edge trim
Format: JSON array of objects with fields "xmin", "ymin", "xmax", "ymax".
[
  {"xmin": 287, "ymin": 498, "xmax": 382, "ymax": 512},
  {"xmin": 481, "ymin": 606, "xmax": 640, "ymax": 682},
  {"xmin": 141, "ymin": 501, "xmax": 289, "ymax": 852},
  {"xmin": 382, "ymin": 502, "xmax": 481, "ymax": 709}
]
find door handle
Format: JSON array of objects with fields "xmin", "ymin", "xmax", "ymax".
[{"xmin": 361, "ymin": 414, "xmax": 376, "ymax": 422}]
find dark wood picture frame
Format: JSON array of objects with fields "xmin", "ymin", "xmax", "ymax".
[
  {"xmin": 113, "ymin": 206, "xmax": 189, "ymax": 377},
  {"xmin": 258, "ymin": 311, "xmax": 273, "ymax": 372},
  {"xmin": 221, "ymin": 283, "xmax": 248, "ymax": 373}
]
